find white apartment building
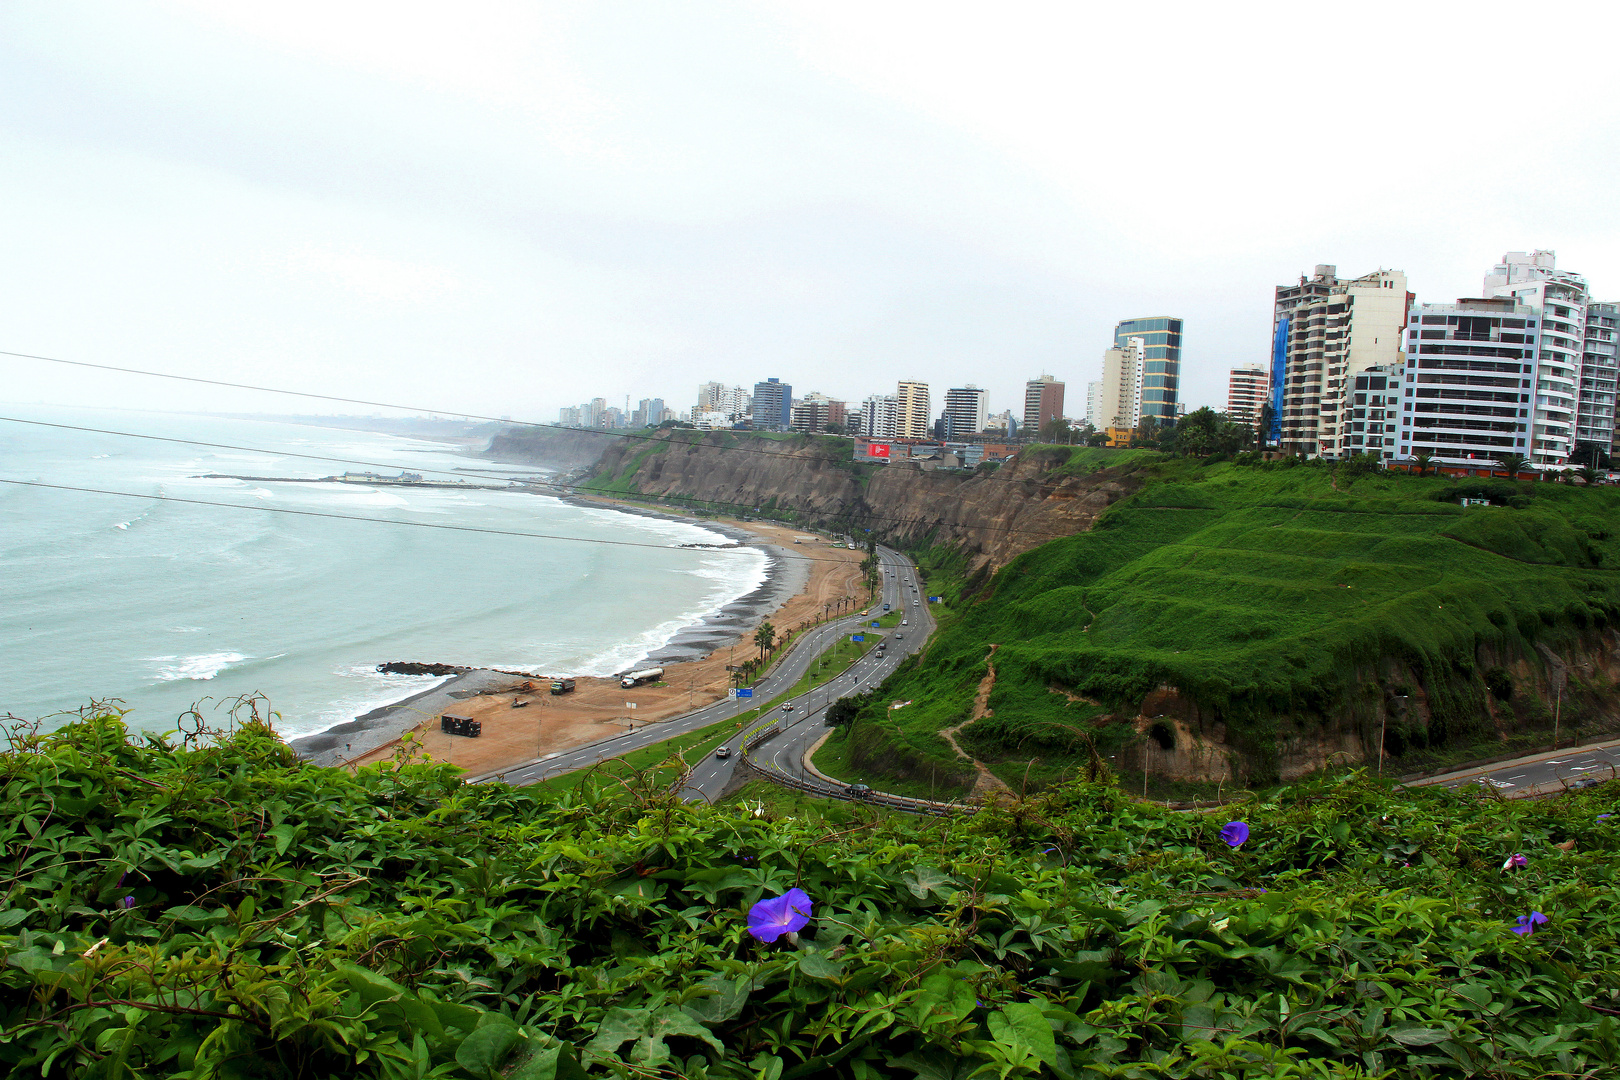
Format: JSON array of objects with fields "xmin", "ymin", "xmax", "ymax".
[
  {"xmin": 1274, "ymin": 265, "xmax": 1408, "ymax": 457},
  {"xmin": 1483, "ymin": 251, "xmax": 1585, "ymax": 464},
  {"xmin": 1084, "ymin": 380, "xmax": 1104, "ymax": 429},
  {"xmin": 1226, "ymin": 366, "xmax": 1268, "ymax": 427},
  {"xmin": 896, "ymin": 380, "xmax": 931, "ymax": 440},
  {"xmin": 1099, "ymin": 343, "xmax": 1142, "ymax": 430},
  {"xmin": 1588, "ymin": 303, "xmax": 1620, "ymax": 456},
  {"xmin": 942, "ymin": 385, "xmax": 988, "ymax": 439},
  {"xmin": 1395, "ymin": 296, "xmax": 1538, "ymax": 463},
  {"xmin": 861, "ymin": 394, "xmax": 898, "ymax": 439}
]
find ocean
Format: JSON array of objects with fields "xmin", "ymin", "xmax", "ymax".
[{"xmin": 0, "ymin": 405, "xmax": 768, "ymax": 739}]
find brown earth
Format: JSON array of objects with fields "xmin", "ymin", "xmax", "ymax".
[{"xmin": 349, "ymin": 512, "xmax": 872, "ymax": 776}]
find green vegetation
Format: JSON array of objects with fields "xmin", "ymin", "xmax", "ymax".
[
  {"xmin": 7, "ymin": 708, "xmax": 1620, "ymax": 1078},
  {"xmin": 854, "ymin": 459, "xmax": 1620, "ymax": 790}
]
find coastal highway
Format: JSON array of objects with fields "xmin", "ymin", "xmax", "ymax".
[
  {"xmin": 485, "ymin": 544, "xmax": 931, "ymax": 793},
  {"xmin": 679, "ymin": 545, "xmax": 938, "ymax": 803},
  {"xmin": 1407, "ymin": 737, "xmax": 1620, "ymax": 796}
]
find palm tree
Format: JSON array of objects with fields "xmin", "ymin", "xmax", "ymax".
[
  {"xmin": 1497, "ymin": 452, "xmax": 1529, "ymax": 480},
  {"xmin": 753, "ymin": 622, "xmax": 776, "ymax": 660},
  {"xmin": 1413, "ymin": 450, "xmax": 1433, "ymax": 477},
  {"xmin": 1578, "ymin": 466, "xmax": 1601, "ymax": 486}
]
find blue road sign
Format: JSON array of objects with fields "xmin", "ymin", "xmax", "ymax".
[
  {"xmin": 871, "ymin": 621, "xmax": 880, "ymax": 627},
  {"xmin": 733, "ymin": 687, "xmax": 754, "ymax": 699},
  {"xmin": 851, "ymin": 634, "xmax": 865, "ymax": 642},
  {"xmin": 929, "ymin": 596, "xmax": 942, "ymax": 602}
]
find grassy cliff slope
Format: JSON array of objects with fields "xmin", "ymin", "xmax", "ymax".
[{"xmin": 836, "ymin": 459, "xmax": 1620, "ymax": 789}]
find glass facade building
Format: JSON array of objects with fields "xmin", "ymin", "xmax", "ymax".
[{"xmin": 1113, "ymin": 317, "xmax": 1183, "ymax": 422}]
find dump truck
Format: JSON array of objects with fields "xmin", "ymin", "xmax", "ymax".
[
  {"xmin": 550, "ymin": 677, "xmax": 576, "ymax": 695},
  {"xmin": 620, "ymin": 667, "xmax": 664, "ymax": 688}
]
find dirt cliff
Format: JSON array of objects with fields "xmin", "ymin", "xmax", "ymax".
[
  {"xmin": 485, "ymin": 427, "xmax": 624, "ymax": 472},
  {"xmin": 578, "ymin": 430, "xmax": 1144, "ymax": 575}
]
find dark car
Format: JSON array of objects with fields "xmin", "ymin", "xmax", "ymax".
[
  {"xmin": 1569, "ymin": 776, "xmax": 1601, "ymax": 789},
  {"xmin": 846, "ymin": 783, "xmax": 872, "ymax": 799},
  {"xmin": 783, "ymin": 703, "xmax": 795, "ymax": 713}
]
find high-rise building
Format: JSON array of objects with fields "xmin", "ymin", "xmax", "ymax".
[
  {"xmin": 861, "ymin": 395, "xmax": 898, "ymax": 439},
  {"xmin": 1022, "ymin": 375, "xmax": 1065, "ymax": 436},
  {"xmin": 696, "ymin": 381, "xmax": 725, "ymax": 415},
  {"xmin": 1396, "ymin": 296, "xmax": 1538, "ymax": 463},
  {"xmin": 1099, "ymin": 344, "xmax": 1142, "ymax": 431},
  {"xmin": 896, "ymin": 380, "xmax": 931, "ymax": 439},
  {"xmin": 1226, "ymin": 366, "xmax": 1268, "ymax": 427},
  {"xmin": 1113, "ymin": 317, "xmax": 1184, "ymax": 424},
  {"xmin": 1586, "ymin": 303, "xmax": 1620, "ymax": 457},
  {"xmin": 1084, "ymin": 381, "xmax": 1104, "ymax": 430},
  {"xmin": 942, "ymin": 385, "xmax": 988, "ymax": 439},
  {"xmin": 751, "ymin": 378, "xmax": 792, "ymax": 432},
  {"xmin": 789, "ymin": 393, "xmax": 847, "ymax": 433},
  {"xmin": 1274, "ymin": 265, "xmax": 1409, "ymax": 456},
  {"xmin": 1482, "ymin": 251, "xmax": 1594, "ymax": 463}
]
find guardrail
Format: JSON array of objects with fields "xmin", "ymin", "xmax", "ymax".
[{"xmin": 739, "ymin": 743, "xmax": 975, "ymax": 817}]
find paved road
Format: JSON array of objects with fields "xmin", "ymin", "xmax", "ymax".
[
  {"xmin": 686, "ymin": 545, "xmax": 939, "ymax": 802},
  {"xmin": 484, "ymin": 542, "xmax": 929, "ymax": 791},
  {"xmin": 1407, "ymin": 737, "xmax": 1620, "ymax": 796}
]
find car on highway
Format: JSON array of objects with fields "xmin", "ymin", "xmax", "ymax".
[
  {"xmin": 715, "ymin": 746, "xmax": 732, "ymax": 758},
  {"xmin": 846, "ymin": 783, "xmax": 872, "ymax": 799},
  {"xmin": 783, "ymin": 703, "xmax": 795, "ymax": 713},
  {"xmin": 902, "ymin": 619, "xmax": 908, "ymax": 626}
]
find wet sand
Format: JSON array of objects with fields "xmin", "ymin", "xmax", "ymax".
[{"xmin": 330, "ymin": 509, "xmax": 872, "ymax": 776}]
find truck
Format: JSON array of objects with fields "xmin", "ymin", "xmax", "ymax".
[
  {"xmin": 550, "ymin": 677, "xmax": 576, "ymax": 695},
  {"xmin": 620, "ymin": 667, "xmax": 664, "ymax": 689}
]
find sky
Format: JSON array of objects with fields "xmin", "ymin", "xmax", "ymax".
[{"xmin": 3, "ymin": 1, "xmax": 1619, "ymax": 425}]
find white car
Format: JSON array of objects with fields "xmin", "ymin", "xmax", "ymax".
[{"xmin": 901, "ymin": 619, "xmax": 908, "ymax": 626}]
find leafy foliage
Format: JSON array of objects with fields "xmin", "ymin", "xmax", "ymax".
[{"xmin": 4, "ymin": 708, "xmax": 1620, "ymax": 1079}]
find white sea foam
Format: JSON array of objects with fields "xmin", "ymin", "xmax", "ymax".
[{"xmin": 148, "ymin": 652, "xmax": 250, "ymax": 682}]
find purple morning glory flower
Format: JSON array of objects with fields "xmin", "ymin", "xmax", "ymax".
[
  {"xmin": 747, "ymin": 888, "xmax": 812, "ymax": 943},
  {"xmin": 120, "ymin": 896, "xmax": 136, "ymax": 909},
  {"xmin": 1511, "ymin": 911, "xmax": 1548, "ymax": 935},
  {"xmin": 1503, "ymin": 853, "xmax": 1528, "ymax": 870},
  {"xmin": 1220, "ymin": 821, "xmax": 1250, "ymax": 848},
  {"xmin": 1599, "ymin": 815, "xmax": 1613, "ymax": 820}
]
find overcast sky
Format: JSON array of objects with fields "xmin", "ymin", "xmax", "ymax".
[{"xmin": 4, "ymin": 1, "xmax": 1619, "ymax": 425}]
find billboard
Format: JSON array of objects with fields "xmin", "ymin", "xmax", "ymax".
[{"xmin": 867, "ymin": 442, "xmax": 891, "ymax": 458}]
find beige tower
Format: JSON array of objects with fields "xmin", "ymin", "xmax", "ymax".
[{"xmin": 895, "ymin": 380, "xmax": 931, "ymax": 439}]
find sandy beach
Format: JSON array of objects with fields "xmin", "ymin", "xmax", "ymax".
[{"xmin": 322, "ymin": 507, "xmax": 873, "ymax": 776}]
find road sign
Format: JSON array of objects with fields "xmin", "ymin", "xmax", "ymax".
[
  {"xmin": 852, "ymin": 634, "xmax": 865, "ymax": 642},
  {"xmin": 871, "ymin": 621, "xmax": 880, "ymax": 627},
  {"xmin": 733, "ymin": 687, "xmax": 754, "ymax": 699}
]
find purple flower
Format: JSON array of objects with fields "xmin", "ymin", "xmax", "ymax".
[
  {"xmin": 1219, "ymin": 821, "xmax": 1250, "ymax": 848},
  {"xmin": 1599, "ymin": 814, "xmax": 1613, "ymax": 820},
  {"xmin": 119, "ymin": 896, "xmax": 136, "ymax": 909},
  {"xmin": 747, "ymin": 888, "xmax": 812, "ymax": 943},
  {"xmin": 1503, "ymin": 853, "xmax": 1528, "ymax": 870},
  {"xmin": 1511, "ymin": 911, "xmax": 1548, "ymax": 936}
]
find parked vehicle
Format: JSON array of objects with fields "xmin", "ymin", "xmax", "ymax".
[
  {"xmin": 550, "ymin": 678, "xmax": 576, "ymax": 695},
  {"xmin": 620, "ymin": 667, "xmax": 664, "ymax": 688}
]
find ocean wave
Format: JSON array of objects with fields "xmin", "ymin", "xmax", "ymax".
[{"xmin": 147, "ymin": 652, "xmax": 250, "ymax": 682}]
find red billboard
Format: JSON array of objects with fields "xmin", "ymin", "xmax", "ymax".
[{"xmin": 867, "ymin": 443, "xmax": 891, "ymax": 458}]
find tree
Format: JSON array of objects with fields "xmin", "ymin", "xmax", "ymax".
[
  {"xmin": 1038, "ymin": 416, "xmax": 1073, "ymax": 445},
  {"xmin": 1498, "ymin": 453, "xmax": 1529, "ymax": 480},
  {"xmin": 825, "ymin": 697, "xmax": 862, "ymax": 729},
  {"xmin": 822, "ymin": 422, "xmax": 845, "ymax": 435},
  {"xmin": 1257, "ymin": 401, "xmax": 1276, "ymax": 449},
  {"xmin": 1413, "ymin": 449, "xmax": 1434, "ymax": 477},
  {"xmin": 1085, "ymin": 429, "xmax": 1110, "ymax": 447},
  {"xmin": 1569, "ymin": 441, "xmax": 1611, "ymax": 470},
  {"xmin": 753, "ymin": 622, "xmax": 776, "ymax": 660},
  {"xmin": 1578, "ymin": 466, "xmax": 1601, "ymax": 486}
]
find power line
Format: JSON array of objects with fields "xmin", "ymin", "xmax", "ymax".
[
  {"xmin": 0, "ymin": 478, "xmax": 857, "ymax": 565},
  {"xmin": 0, "ymin": 414, "xmax": 1097, "ymax": 544}
]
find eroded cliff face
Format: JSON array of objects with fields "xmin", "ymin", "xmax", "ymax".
[
  {"xmin": 485, "ymin": 427, "xmax": 623, "ymax": 472},
  {"xmin": 582, "ymin": 432, "xmax": 1144, "ymax": 575},
  {"xmin": 1113, "ymin": 630, "xmax": 1620, "ymax": 782}
]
